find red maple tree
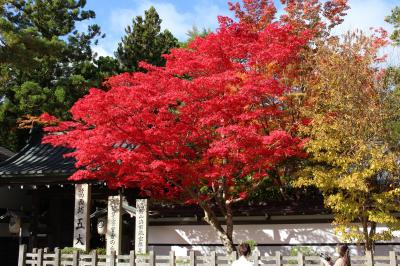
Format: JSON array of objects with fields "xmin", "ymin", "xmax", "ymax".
[{"xmin": 43, "ymin": 0, "xmax": 348, "ymax": 252}]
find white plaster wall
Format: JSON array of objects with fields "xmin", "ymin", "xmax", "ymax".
[
  {"xmin": 148, "ymin": 223, "xmax": 400, "ymax": 255},
  {"xmin": 149, "ymin": 223, "xmax": 337, "ymax": 245}
]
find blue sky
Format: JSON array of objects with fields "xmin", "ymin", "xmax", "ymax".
[{"xmin": 82, "ymin": 0, "xmax": 400, "ymax": 61}]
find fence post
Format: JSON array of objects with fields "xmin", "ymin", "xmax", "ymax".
[
  {"xmin": 366, "ymin": 250, "xmax": 373, "ymax": 266},
  {"xmin": 389, "ymin": 251, "xmax": 396, "ymax": 266},
  {"xmin": 276, "ymin": 251, "xmax": 281, "ymax": 266},
  {"xmin": 110, "ymin": 250, "xmax": 116, "ymax": 266},
  {"xmin": 210, "ymin": 251, "xmax": 216, "ymax": 266},
  {"xmin": 18, "ymin": 244, "xmax": 27, "ymax": 266},
  {"xmin": 253, "ymin": 249, "xmax": 260, "ymax": 266},
  {"xmin": 54, "ymin": 248, "xmax": 61, "ymax": 266},
  {"xmin": 190, "ymin": 250, "xmax": 196, "ymax": 266},
  {"xmin": 91, "ymin": 250, "xmax": 97, "ymax": 266},
  {"xmin": 37, "ymin": 249, "xmax": 43, "ymax": 266},
  {"xmin": 298, "ymin": 252, "xmax": 304, "ymax": 266},
  {"xmin": 129, "ymin": 250, "xmax": 135, "ymax": 266},
  {"xmin": 43, "ymin": 247, "xmax": 48, "ymax": 253},
  {"xmin": 231, "ymin": 251, "xmax": 237, "ymax": 265},
  {"xmin": 169, "ymin": 250, "xmax": 175, "ymax": 266},
  {"xmin": 72, "ymin": 250, "xmax": 79, "ymax": 266},
  {"xmin": 149, "ymin": 251, "xmax": 155, "ymax": 266},
  {"xmin": 232, "ymin": 251, "xmax": 237, "ymax": 261}
]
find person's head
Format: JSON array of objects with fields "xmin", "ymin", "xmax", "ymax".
[
  {"xmin": 238, "ymin": 242, "xmax": 251, "ymax": 257},
  {"xmin": 337, "ymin": 244, "xmax": 351, "ymax": 266}
]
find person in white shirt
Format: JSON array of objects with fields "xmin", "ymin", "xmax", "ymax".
[
  {"xmin": 232, "ymin": 242, "xmax": 253, "ymax": 266},
  {"xmin": 321, "ymin": 244, "xmax": 351, "ymax": 266}
]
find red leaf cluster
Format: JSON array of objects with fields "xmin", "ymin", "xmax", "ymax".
[{"xmin": 43, "ymin": 0, "xmax": 347, "ymax": 203}]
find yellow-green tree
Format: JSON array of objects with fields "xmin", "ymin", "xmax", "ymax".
[{"xmin": 295, "ymin": 32, "xmax": 400, "ymax": 251}]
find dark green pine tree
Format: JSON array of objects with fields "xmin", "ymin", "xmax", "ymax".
[
  {"xmin": 383, "ymin": 6, "xmax": 400, "ymax": 148},
  {"xmin": 180, "ymin": 25, "xmax": 211, "ymax": 48},
  {"xmin": 115, "ymin": 6, "xmax": 179, "ymax": 72},
  {"xmin": 386, "ymin": 6, "xmax": 400, "ymax": 45},
  {"xmin": 0, "ymin": 0, "xmax": 115, "ymax": 151}
]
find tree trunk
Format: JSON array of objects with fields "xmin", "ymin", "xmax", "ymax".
[
  {"xmin": 362, "ymin": 216, "xmax": 375, "ymax": 252},
  {"xmin": 367, "ymin": 222, "xmax": 376, "ymax": 252},
  {"xmin": 202, "ymin": 204, "xmax": 236, "ymax": 253},
  {"xmin": 174, "ymin": 178, "xmax": 237, "ymax": 253},
  {"xmin": 226, "ymin": 202, "xmax": 234, "ymax": 241}
]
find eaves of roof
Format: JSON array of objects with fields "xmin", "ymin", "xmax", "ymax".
[{"xmin": 0, "ymin": 127, "xmax": 76, "ymax": 185}]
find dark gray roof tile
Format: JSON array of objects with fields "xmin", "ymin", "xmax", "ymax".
[{"xmin": 0, "ymin": 127, "xmax": 76, "ymax": 182}]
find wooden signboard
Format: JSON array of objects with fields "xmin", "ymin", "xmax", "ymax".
[
  {"xmin": 73, "ymin": 184, "xmax": 91, "ymax": 252},
  {"xmin": 106, "ymin": 195, "xmax": 122, "ymax": 255},
  {"xmin": 135, "ymin": 199, "xmax": 148, "ymax": 254}
]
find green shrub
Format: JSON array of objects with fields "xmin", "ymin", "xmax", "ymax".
[
  {"xmin": 95, "ymin": 248, "xmax": 106, "ymax": 255},
  {"xmin": 289, "ymin": 246, "xmax": 315, "ymax": 256},
  {"xmin": 288, "ymin": 246, "xmax": 316, "ymax": 263},
  {"xmin": 61, "ymin": 247, "xmax": 106, "ymax": 255},
  {"xmin": 61, "ymin": 247, "xmax": 87, "ymax": 254},
  {"xmin": 243, "ymin": 240, "xmax": 257, "ymax": 252},
  {"xmin": 176, "ymin": 258, "xmax": 190, "ymax": 266}
]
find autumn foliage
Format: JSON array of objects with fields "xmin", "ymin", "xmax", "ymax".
[
  {"xmin": 294, "ymin": 31, "xmax": 400, "ymax": 251},
  {"xmin": 43, "ymin": 0, "xmax": 349, "ymax": 252}
]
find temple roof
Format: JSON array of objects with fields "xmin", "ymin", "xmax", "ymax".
[
  {"xmin": 0, "ymin": 146, "xmax": 15, "ymax": 162},
  {"xmin": 0, "ymin": 127, "xmax": 76, "ymax": 185}
]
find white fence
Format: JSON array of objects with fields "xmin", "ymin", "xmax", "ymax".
[{"xmin": 18, "ymin": 244, "xmax": 398, "ymax": 266}]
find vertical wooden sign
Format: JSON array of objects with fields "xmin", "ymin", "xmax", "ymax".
[
  {"xmin": 135, "ymin": 199, "xmax": 148, "ymax": 254},
  {"xmin": 107, "ymin": 195, "xmax": 122, "ymax": 255},
  {"xmin": 73, "ymin": 184, "xmax": 91, "ymax": 252}
]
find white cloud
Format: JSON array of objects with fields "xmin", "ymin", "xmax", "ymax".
[
  {"xmin": 103, "ymin": 0, "xmax": 400, "ymax": 64},
  {"xmin": 149, "ymin": 2, "xmax": 192, "ymax": 39},
  {"xmin": 103, "ymin": 0, "xmax": 229, "ymax": 57},
  {"xmin": 108, "ymin": 3, "xmax": 189, "ymax": 55},
  {"xmin": 110, "ymin": 8, "xmax": 137, "ymax": 33},
  {"xmin": 109, "ymin": 0, "xmax": 229, "ymax": 41},
  {"xmin": 192, "ymin": 1, "xmax": 231, "ymax": 32},
  {"xmin": 332, "ymin": 0, "xmax": 400, "ymax": 66},
  {"xmin": 92, "ymin": 45, "xmax": 112, "ymax": 58},
  {"xmin": 333, "ymin": 0, "xmax": 395, "ymax": 35}
]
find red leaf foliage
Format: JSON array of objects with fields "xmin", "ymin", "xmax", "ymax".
[{"xmin": 43, "ymin": 0, "xmax": 346, "ymax": 203}]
